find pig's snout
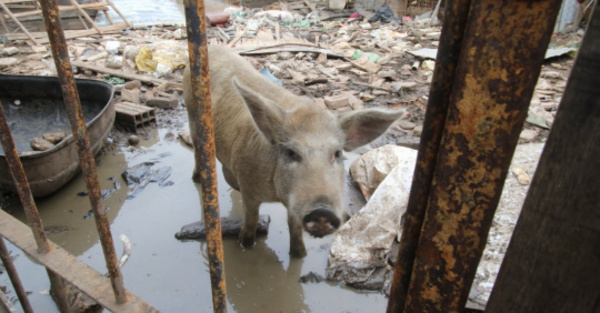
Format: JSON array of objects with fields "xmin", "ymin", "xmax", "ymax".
[{"xmin": 302, "ymin": 207, "xmax": 341, "ymax": 238}]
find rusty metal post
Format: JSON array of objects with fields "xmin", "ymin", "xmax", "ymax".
[
  {"xmin": 38, "ymin": 0, "xmax": 128, "ymax": 304},
  {"xmin": 386, "ymin": 0, "xmax": 471, "ymax": 312},
  {"xmin": 0, "ymin": 103, "xmax": 50, "ymax": 254},
  {"xmin": 400, "ymin": 1, "xmax": 562, "ymax": 312},
  {"xmin": 183, "ymin": 1, "xmax": 227, "ymax": 312},
  {"xmin": 0, "ymin": 237, "xmax": 34, "ymax": 313}
]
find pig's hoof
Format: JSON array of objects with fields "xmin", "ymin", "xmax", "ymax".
[
  {"xmin": 239, "ymin": 236, "xmax": 255, "ymax": 248},
  {"xmin": 289, "ymin": 246, "xmax": 307, "ymax": 258}
]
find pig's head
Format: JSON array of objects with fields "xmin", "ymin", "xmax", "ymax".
[{"xmin": 234, "ymin": 79, "xmax": 403, "ymax": 238}]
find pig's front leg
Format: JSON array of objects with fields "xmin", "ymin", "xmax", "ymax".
[
  {"xmin": 288, "ymin": 214, "xmax": 307, "ymax": 258},
  {"xmin": 239, "ymin": 195, "xmax": 260, "ymax": 248}
]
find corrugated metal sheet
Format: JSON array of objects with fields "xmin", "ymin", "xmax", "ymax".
[{"xmin": 95, "ymin": 0, "xmax": 186, "ymax": 27}]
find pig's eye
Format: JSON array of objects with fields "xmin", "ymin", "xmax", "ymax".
[
  {"xmin": 334, "ymin": 150, "xmax": 342, "ymax": 159},
  {"xmin": 285, "ymin": 148, "xmax": 301, "ymax": 162}
]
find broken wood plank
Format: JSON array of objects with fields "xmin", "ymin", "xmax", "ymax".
[
  {"xmin": 71, "ymin": 60, "xmax": 169, "ymax": 85},
  {"xmin": 236, "ymin": 44, "xmax": 344, "ymax": 58},
  {"xmin": 0, "ymin": 210, "xmax": 159, "ymax": 313}
]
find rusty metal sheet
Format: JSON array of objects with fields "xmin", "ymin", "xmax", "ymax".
[
  {"xmin": 401, "ymin": 1, "xmax": 563, "ymax": 313},
  {"xmin": 0, "ymin": 210, "xmax": 160, "ymax": 312},
  {"xmin": 183, "ymin": 0, "xmax": 228, "ymax": 312}
]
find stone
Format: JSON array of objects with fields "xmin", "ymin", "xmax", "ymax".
[
  {"xmin": 128, "ymin": 135, "xmax": 140, "ymax": 146},
  {"xmin": 42, "ymin": 132, "xmax": 66, "ymax": 144},
  {"xmin": 30, "ymin": 138, "xmax": 55, "ymax": 151},
  {"xmin": 324, "ymin": 94, "xmax": 350, "ymax": 110},
  {"xmin": 105, "ymin": 41, "xmax": 120, "ymax": 54},
  {"xmin": 124, "ymin": 80, "xmax": 142, "ymax": 90},
  {"xmin": 541, "ymin": 71, "xmax": 564, "ymax": 80},
  {"xmin": 413, "ymin": 125, "xmax": 423, "ymax": 137},
  {"xmin": 105, "ymin": 56, "xmax": 123, "ymax": 69},
  {"xmin": 0, "ymin": 47, "xmax": 20, "ymax": 56},
  {"xmin": 519, "ymin": 129, "xmax": 539, "ymax": 143},
  {"xmin": 146, "ymin": 97, "xmax": 179, "ymax": 109},
  {"xmin": 178, "ymin": 131, "xmax": 193, "ymax": 147},
  {"xmin": 120, "ymin": 88, "xmax": 140, "ymax": 104},
  {"xmin": 0, "ymin": 57, "xmax": 19, "ymax": 68},
  {"xmin": 397, "ymin": 120, "xmax": 416, "ymax": 130}
]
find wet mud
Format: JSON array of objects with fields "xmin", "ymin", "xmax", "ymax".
[{"xmin": 0, "ymin": 117, "xmax": 388, "ymax": 312}]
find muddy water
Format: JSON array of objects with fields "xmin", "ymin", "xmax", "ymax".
[{"xmin": 1, "ymin": 123, "xmax": 387, "ymax": 312}]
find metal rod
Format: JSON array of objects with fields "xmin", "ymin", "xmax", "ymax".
[
  {"xmin": 38, "ymin": 0, "xmax": 128, "ymax": 304},
  {"xmin": 387, "ymin": 0, "xmax": 471, "ymax": 311},
  {"xmin": 0, "ymin": 102, "xmax": 51, "ymax": 254},
  {"xmin": 401, "ymin": 1, "xmax": 562, "ymax": 312},
  {"xmin": 0, "ymin": 237, "xmax": 34, "ymax": 313},
  {"xmin": 183, "ymin": 0, "xmax": 227, "ymax": 312}
]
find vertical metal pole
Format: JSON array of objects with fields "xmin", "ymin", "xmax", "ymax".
[
  {"xmin": 386, "ymin": 0, "xmax": 471, "ymax": 311},
  {"xmin": 401, "ymin": 1, "xmax": 562, "ymax": 312},
  {"xmin": 0, "ymin": 103, "xmax": 51, "ymax": 254},
  {"xmin": 183, "ymin": 1, "xmax": 227, "ymax": 312},
  {"xmin": 38, "ymin": 0, "xmax": 128, "ymax": 304},
  {"xmin": 0, "ymin": 237, "xmax": 34, "ymax": 313}
]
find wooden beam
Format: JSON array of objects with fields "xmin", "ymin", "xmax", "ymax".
[{"xmin": 71, "ymin": 60, "xmax": 170, "ymax": 86}]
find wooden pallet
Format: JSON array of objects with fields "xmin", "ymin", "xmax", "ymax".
[
  {"xmin": 0, "ymin": 0, "xmax": 132, "ymax": 44},
  {"xmin": 115, "ymin": 102, "xmax": 156, "ymax": 132}
]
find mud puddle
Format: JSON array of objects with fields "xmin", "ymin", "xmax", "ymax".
[{"xmin": 0, "ymin": 125, "xmax": 387, "ymax": 312}]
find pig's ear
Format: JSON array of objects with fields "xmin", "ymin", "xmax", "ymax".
[
  {"xmin": 233, "ymin": 78, "xmax": 285, "ymax": 144},
  {"xmin": 338, "ymin": 109, "xmax": 404, "ymax": 151}
]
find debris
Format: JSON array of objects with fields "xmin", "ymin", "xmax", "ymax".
[
  {"xmin": 124, "ymin": 80, "xmax": 142, "ymax": 90},
  {"xmin": 0, "ymin": 57, "xmax": 19, "ymax": 68},
  {"xmin": 519, "ymin": 129, "xmax": 539, "ymax": 143},
  {"xmin": 324, "ymin": 94, "xmax": 350, "ymax": 110},
  {"xmin": 72, "ymin": 60, "xmax": 169, "ymax": 86},
  {"xmin": 368, "ymin": 4, "xmax": 401, "ymax": 24},
  {"xmin": 0, "ymin": 47, "xmax": 20, "ymax": 56},
  {"xmin": 544, "ymin": 47, "xmax": 577, "ymax": 59},
  {"xmin": 121, "ymin": 162, "xmax": 174, "ymax": 199},
  {"xmin": 300, "ymin": 272, "xmax": 325, "ymax": 284},
  {"xmin": 175, "ymin": 215, "xmax": 271, "ymax": 240},
  {"xmin": 105, "ymin": 41, "xmax": 121, "ymax": 54},
  {"xmin": 511, "ymin": 167, "xmax": 530, "ymax": 185},
  {"xmin": 120, "ymin": 88, "xmax": 141, "ymax": 104},
  {"xmin": 146, "ymin": 97, "xmax": 179, "ymax": 109},
  {"xmin": 327, "ymin": 145, "xmax": 417, "ymax": 287}
]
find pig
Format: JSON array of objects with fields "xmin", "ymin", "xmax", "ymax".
[{"xmin": 183, "ymin": 45, "xmax": 403, "ymax": 257}]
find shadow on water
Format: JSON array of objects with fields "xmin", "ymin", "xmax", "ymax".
[{"xmin": 0, "ymin": 127, "xmax": 388, "ymax": 312}]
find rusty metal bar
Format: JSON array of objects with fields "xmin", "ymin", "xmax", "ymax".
[
  {"xmin": 39, "ymin": 0, "xmax": 127, "ymax": 304},
  {"xmin": 0, "ymin": 237, "xmax": 34, "ymax": 313},
  {"xmin": 400, "ymin": 1, "xmax": 562, "ymax": 312},
  {"xmin": 387, "ymin": 1, "xmax": 471, "ymax": 312},
  {"xmin": 0, "ymin": 102, "xmax": 50, "ymax": 254},
  {"xmin": 183, "ymin": 0, "xmax": 227, "ymax": 312}
]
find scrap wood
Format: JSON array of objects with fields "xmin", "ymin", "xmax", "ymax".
[
  {"xmin": 71, "ymin": 60, "xmax": 170, "ymax": 85},
  {"xmin": 236, "ymin": 43, "xmax": 344, "ymax": 58},
  {"xmin": 354, "ymin": 81, "xmax": 394, "ymax": 92}
]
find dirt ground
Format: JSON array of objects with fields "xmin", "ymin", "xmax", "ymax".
[{"xmin": 0, "ymin": 2, "xmax": 585, "ymax": 311}]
